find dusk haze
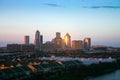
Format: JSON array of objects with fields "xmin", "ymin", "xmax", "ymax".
[
  {"xmin": 0, "ymin": 0, "xmax": 120, "ymax": 47},
  {"xmin": 1, "ymin": 0, "xmax": 120, "ymax": 80}
]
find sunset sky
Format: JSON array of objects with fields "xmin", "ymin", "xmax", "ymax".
[{"xmin": 0, "ymin": 0, "xmax": 120, "ymax": 47}]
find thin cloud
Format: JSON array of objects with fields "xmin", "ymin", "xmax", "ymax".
[
  {"xmin": 43, "ymin": 3, "xmax": 60, "ymax": 7},
  {"xmin": 102, "ymin": 6, "xmax": 120, "ymax": 8},
  {"xmin": 83, "ymin": 6, "xmax": 120, "ymax": 9}
]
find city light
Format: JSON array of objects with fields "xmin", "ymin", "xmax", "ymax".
[{"xmin": 28, "ymin": 65, "xmax": 36, "ymax": 71}]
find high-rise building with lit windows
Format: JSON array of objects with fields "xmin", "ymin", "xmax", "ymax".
[
  {"xmin": 84, "ymin": 38, "xmax": 91, "ymax": 50},
  {"xmin": 64, "ymin": 33, "xmax": 71, "ymax": 48}
]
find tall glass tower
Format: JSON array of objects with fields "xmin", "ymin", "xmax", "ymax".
[{"xmin": 64, "ymin": 33, "xmax": 71, "ymax": 48}]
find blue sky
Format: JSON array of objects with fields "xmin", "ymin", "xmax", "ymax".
[{"xmin": 0, "ymin": 0, "xmax": 120, "ymax": 47}]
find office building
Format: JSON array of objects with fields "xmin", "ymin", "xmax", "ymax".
[
  {"xmin": 7, "ymin": 44, "xmax": 34, "ymax": 52},
  {"xmin": 40, "ymin": 35, "xmax": 43, "ymax": 44},
  {"xmin": 54, "ymin": 32, "xmax": 63, "ymax": 49},
  {"xmin": 84, "ymin": 38, "xmax": 91, "ymax": 50},
  {"xmin": 34, "ymin": 30, "xmax": 40, "ymax": 49},
  {"xmin": 24, "ymin": 36, "xmax": 29, "ymax": 45},
  {"xmin": 56, "ymin": 32, "xmax": 61, "ymax": 38},
  {"xmin": 72, "ymin": 40, "xmax": 83, "ymax": 50},
  {"xmin": 64, "ymin": 33, "xmax": 71, "ymax": 48},
  {"xmin": 42, "ymin": 41, "xmax": 55, "ymax": 52}
]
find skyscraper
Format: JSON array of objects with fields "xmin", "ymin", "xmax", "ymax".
[
  {"xmin": 24, "ymin": 36, "xmax": 29, "ymax": 45},
  {"xmin": 40, "ymin": 35, "xmax": 43, "ymax": 44},
  {"xmin": 34, "ymin": 30, "xmax": 40, "ymax": 49},
  {"xmin": 56, "ymin": 32, "xmax": 61, "ymax": 38},
  {"xmin": 54, "ymin": 32, "xmax": 63, "ymax": 49},
  {"xmin": 84, "ymin": 38, "xmax": 91, "ymax": 50},
  {"xmin": 64, "ymin": 33, "xmax": 71, "ymax": 48}
]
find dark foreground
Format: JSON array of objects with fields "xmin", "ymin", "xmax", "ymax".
[
  {"xmin": 46, "ymin": 62, "xmax": 120, "ymax": 80},
  {"xmin": 1, "ymin": 60, "xmax": 120, "ymax": 80},
  {"xmin": 1, "ymin": 51, "xmax": 120, "ymax": 80}
]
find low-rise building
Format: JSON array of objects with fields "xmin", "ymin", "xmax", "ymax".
[{"xmin": 7, "ymin": 44, "xmax": 34, "ymax": 52}]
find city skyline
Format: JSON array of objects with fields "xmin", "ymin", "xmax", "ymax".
[{"xmin": 0, "ymin": 0, "xmax": 120, "ymax": 47}]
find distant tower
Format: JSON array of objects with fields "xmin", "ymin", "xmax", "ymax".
[
  {"xmin": 40, "ymin": 35, "xmax": 43, "ymax": 44},
  {"xmin": 24, "ymin": 36, "xmax": 29, "ymax": 45},
  {"xmin": 34, "ymin": 30, "xmax": 40, "ymax": 49},
  {"xmin": 56, "ymin": 32, "xmax": 61, "ymax": 38},
  {"xmin": 84, "ymin": 38, "xmax": 91, "ymax": 50},
  {"xmin": 64, "ymin": 33, "xmax": 71, "ymax": 48}
]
